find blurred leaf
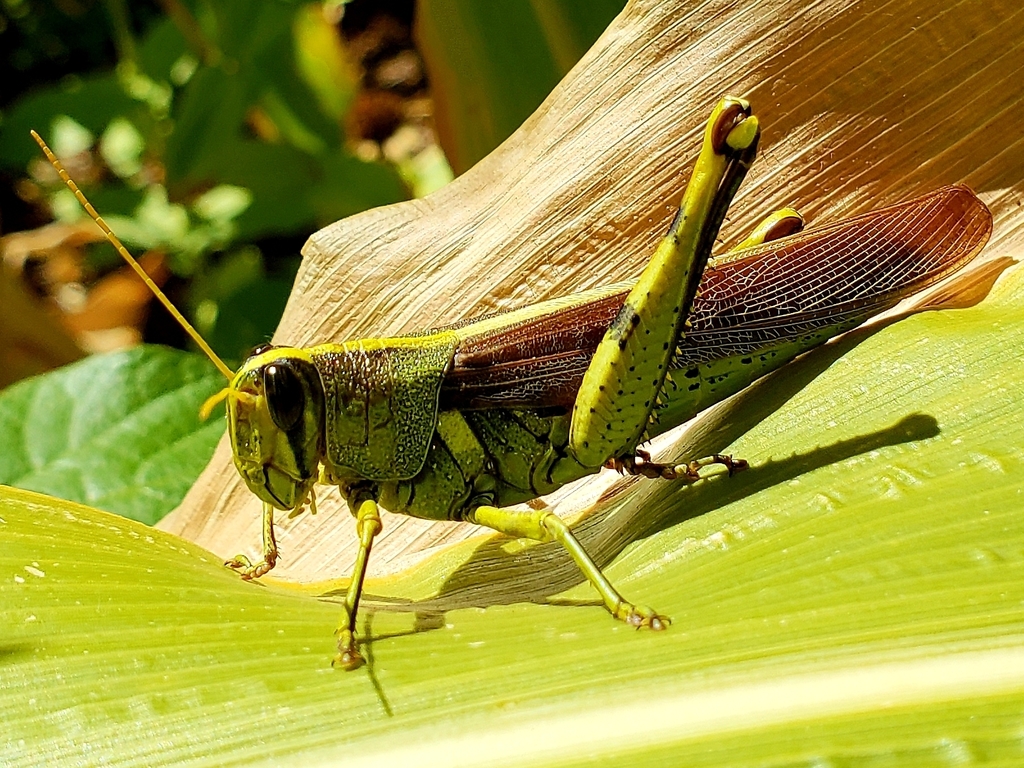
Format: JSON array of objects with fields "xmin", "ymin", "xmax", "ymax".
[
  {"xmin": 198, "ymin": 268, "xmax": 296, "ymax": 366},
  {"xmin": 292, "ymin": 2, "xmax": 358, "ymax": 122},
  {"xmin": 192, "ymin": 245, "xmax": 264, "ymax": 305},
  {"xmin": 204, "ymin": 273, "xmax": 296, "ymax": 364},
  {"xmin": 0, "ymin": 73, "xmax": 138, "ymax": 169},
  {"xmin": 99, "ymin": 117, "xmax": 145, "ymax": 178},
  {"xmin": 417, "ymin": 0, "xmax": 625, "ymax": 173},
  {"xmin": 48, "ymin": 187, "xmax": 88, "ymax": 223},
  {"xmin": 196, "ymin": 139, "xmax": 320, "ymax": 239},
  {"xmin": 257, "ymin": 87, "xmax": 330, "ymax": 155},
  {"xmin": 192, "ymin": 185, "xmax": 252, "ymax": 223},
  {"xmin": 94, "ymin": 184, "xmax": 251, "ymax": 274},
  {"xmin": 308, "ymin": 151, "xmax": 409, "ymax": 223},
  {"xmin": 255, "ymin": 34, "xmax": 344, "ymax": 154},
  {"xmin": 189, "ymin": 245, "xmax": 299, "ymax": 365},
  {"xmin": 39, "ymin": 175, "xmax": 147, "ymax": 229},
  {"xmin": 136, "ymin": 17, "xmax": 190, "ymax": 85},
  {"xmin": 206, "ymin": 0, "xmax": 296, "ymax": 63},
  {"xmin": 529, "ymin": 0, "xmax": 629, "ymax": 71},
  {"xmin": 0, "ymin": 347, "xmax": 223, "ymax": 525},
  {"xmin": 107, "ymin": 186, "xmax": 190, "ymax": 248},
  {"xmin": 163, "ymin": 65, "xmax": 252, "ymax": 189},
  {"xmin": 50, "ymin": 115, "xmax": 94, "ymax": 157},
  {"xmin": 176, "ymin": 0, "xmax": 346, "ymax": 161}
]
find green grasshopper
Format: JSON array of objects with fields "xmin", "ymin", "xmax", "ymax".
[{"xmin": 33, "ymin": 97, "xmax": 992, "ymax": 669}]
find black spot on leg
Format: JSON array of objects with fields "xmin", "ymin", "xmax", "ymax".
[
  {"xmin": 608, "ymin": 303, "xmax": 641, "ymax": 350},
  {"xmin": 666, "ymin": 207, "xmax": 684, "ymax": 236}
]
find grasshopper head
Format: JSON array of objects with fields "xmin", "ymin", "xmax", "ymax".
[
  {"xmin": 31, "ymin": 130, "xmax": 327, "ymax": 513},
  {"xmin": 222, "ymin": 346, "xmax": 326, "ymax": 510}
]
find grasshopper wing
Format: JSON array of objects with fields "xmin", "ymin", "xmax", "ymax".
[{"xmin": 440, "ymin": 186, "xmax": 991, "ymax": 416}]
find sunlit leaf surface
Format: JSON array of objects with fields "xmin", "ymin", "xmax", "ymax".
[{"xmin": 3, "ymin": 264, "xmax": 1023, "ymax": 766}]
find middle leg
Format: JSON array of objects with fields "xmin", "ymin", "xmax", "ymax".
[{"xmin": 467, "ymin": 505, "xmax": 668, "ymax": 629}]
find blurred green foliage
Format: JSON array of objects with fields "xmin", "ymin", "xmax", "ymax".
[
  {"xmin": 0, "ymin": 0, "xmax": 408, "ymax": 365},
  {"xmin": 0, "ymin": 346, "xmax": 223, "ymax": 524}
]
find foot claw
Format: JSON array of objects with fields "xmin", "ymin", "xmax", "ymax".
[
  {"xmin": 226, "ymin": 554, "xmax": 275, "ymax": 580},
  {"xmin": 618, "ymin": 603, "xmax": 670, "ymax": 630},
  {"xmin": 726, "ymin": 456, "xmax": 749, "ymax": 476},
  {"xmin": 333, "ymin": 628, "xmax": 364, "ymax": 670},
  {"xmin": 332, "ymin": 649, "xmax": 365, "ymax": 670},
  {"xmin": 613, "ymin": 452, "xmax": 746, "ymax": 482},
  {"xmin": 687, "ymin": 453, "xmax": 747, "ymax": 479}
]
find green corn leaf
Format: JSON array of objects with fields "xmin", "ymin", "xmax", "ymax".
[{"xmin": 2, "ymin": 264, "xmax": 1023, "ymax": 766}]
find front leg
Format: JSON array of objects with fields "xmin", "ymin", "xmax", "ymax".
[
  {"xmin": 333, "ymin": 497, "xmax": 383, "ymax": 670},
  {"xmin": 226, "ymin": 501, "xmax": 278, "ymax": 579}
]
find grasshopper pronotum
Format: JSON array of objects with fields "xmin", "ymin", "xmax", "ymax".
[{"xmin": 33, "ymin": 97, "xmax": 992, "ymax": 668}]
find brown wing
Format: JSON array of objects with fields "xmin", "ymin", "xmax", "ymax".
[
  {"xmin": 439, "ymin": 292, "xmax": 623, "ymax": 409},
  {"xmin": 438, "ymin": 186, "xmax": 992, "ymax": 410}
]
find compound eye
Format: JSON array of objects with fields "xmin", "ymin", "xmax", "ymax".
[{"xmin": 263, "ymin": 361, "xmax": 305, "ymax": 432}]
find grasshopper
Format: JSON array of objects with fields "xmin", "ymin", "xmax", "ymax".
[{"xmin": 33, "ymin": 97, "xmax": 992, "ymax": 669}]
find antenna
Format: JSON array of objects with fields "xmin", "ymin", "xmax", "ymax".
[{"xmin": 30, "ymin": 130, "xmax": 235, "ymax": 381}]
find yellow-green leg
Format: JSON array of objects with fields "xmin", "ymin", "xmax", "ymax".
[
  {"xmin": 333, "ymin": 498, "xmax": 383, "ymax": 670},
  {"xmin": 226, "ymin": 501, "xmax": 279, "ymax": 579},
  {"xmin": 610, "ymin": 206, "xmax": 803, "ymax": 481},
  {"xmin": 732, "ymin": 207, "xmax": 803, "ymax": 251},
  {"xmin": 569, "ymin": 97, "xmax": 760, "ymax": 469},
  {"xmin": 606, "ymin": 206, "xmax": 801, "ymax": 481},
  {"xmin": 468, "ymin": 505, "xmax": 668, "ymax": 629}
]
